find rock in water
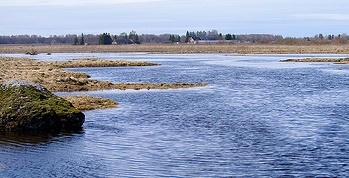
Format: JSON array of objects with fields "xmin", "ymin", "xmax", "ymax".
[{"xmin": 0, "ymin": 80, "xmax": 85, "ymax": 132}]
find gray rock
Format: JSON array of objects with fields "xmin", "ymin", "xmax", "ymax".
[{"xmin": 1, "ymin": 80, "xmax": 46, "ymax": 91}]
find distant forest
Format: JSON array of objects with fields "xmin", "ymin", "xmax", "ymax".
[{"xmin": 1, "ymin": 30, "xmax": 349, "ymax": 45}]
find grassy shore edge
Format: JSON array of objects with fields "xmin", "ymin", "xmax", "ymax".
[
  {"xmin": 280, "ymin": 57, "xmax": 349, "ymax": 63},
  {"xmin": 0, "ymin": 57, "xmax": 208, "ymax": 111}
]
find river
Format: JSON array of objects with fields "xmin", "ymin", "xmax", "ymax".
[{"xmin": 1, "ymin": 53, "xmax": 349, "ymax": 177}]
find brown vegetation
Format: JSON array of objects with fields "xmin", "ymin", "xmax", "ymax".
[
  {"xmin": 1, "ymin": 44, "xmax": 349, "ymax": 54},
  {"xmin": 0, "ymin": 57, "xmax": 207, "ymax": 92},
  {"xmin": 280, "ymin": 58, "xmax": 349, "ymax": 63},
  {"xmin": 62, "ymin": 95, "xmax": 118, "ymax": 111},
  {"xmin": 0, "ymin": 57, "xmax": 208, "ymax": 110},
  {"xmin": 52, "ymin": 58, "xmax": 159, "ymax": 68},
  {"xmin": 24, "ymin": 49, "xmax": 38, "ymax": 55}
]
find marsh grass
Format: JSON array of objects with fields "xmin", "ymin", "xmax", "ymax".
[
  {"xmin": 0, "ymin": 57, "xmax": 208, "ymax": 92},
  {"xmin": 2, "ymin": 44, "xmax": 349, "ymax": 54},
  {"xmin": 0, "ymin": 57, "xmax": 208, "ymax": 110},
  {"xmin": 62, "ymin": 95, "xmax": 118, "ymax": 111},
  {"xmin": 54, "ymin": 58, "xmax": 159, "ymax": 68},
  {"xmin": 281, "ymin": 58, "xmax": 349, "ymax": 63}
]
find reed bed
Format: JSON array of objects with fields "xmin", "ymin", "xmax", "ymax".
[{"xmin": 1, "ymin": 44, "xmax": 349, "ymax": 54}]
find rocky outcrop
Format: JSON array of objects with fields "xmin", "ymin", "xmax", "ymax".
[{"xmin": 0, "ymin": 80, "xmax": 84, "ymax": 132}]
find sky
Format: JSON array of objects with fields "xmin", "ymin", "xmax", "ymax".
[{"xmin": 1, "ymin": 0, "xmax": 349, "ymax": 37}]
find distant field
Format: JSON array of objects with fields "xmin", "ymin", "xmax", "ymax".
[{"xmin": 1, "ymin": 44, "xmax": 349, "ymax": 54}]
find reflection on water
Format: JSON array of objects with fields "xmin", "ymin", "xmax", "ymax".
[
  {"xmin": 0, "ymin": 132, "xmax": 54, "ymax": 146},
  {"xmin": 1, "ymin": 53, "xmax": 349, "ymax": 177},
  {"xmin": 0, "ymin": 131, "xmax": 84, "ymax": 147}
]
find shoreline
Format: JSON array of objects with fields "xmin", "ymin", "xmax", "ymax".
[
  {"xmin": 0, "ymin": 57, "xmax": 207, "ymax": 92},
  {"xmin": 280, "ymin": 57, "xmax": 349, "ymax": 64},
  {"xmin": 0, "ymin": 57, "xmax": 208, "ymax": 110},
  {"xmin": 1, "ymin": 44, "xmax": 349, "ymax": 54},
  {"xmin": 62, "ymin": 95, "xmax": 118, "ymax": 111},
  {"xmin": 2, "ymin": 44, "xmax": 348, "ymax": 111}
]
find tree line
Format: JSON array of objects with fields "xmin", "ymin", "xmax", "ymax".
[{"xmin": 0, "ymin": 30, "xmax": 348, "ymax": 45}]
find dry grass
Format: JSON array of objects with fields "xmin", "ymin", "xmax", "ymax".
[
  {"xmin": 0, "ymin": 57, "xmax": 207, "ymax": 92},
  {"xmin": 54, "ymin": 58, "xmax": 159, "ymax": 68},
  {"xmin": 62, "ymin": 95, "xmax": 118, "ymax": 111},
  {"xmin": 0, "ymin": 57, "xmax": 145, "ymax": 92},
  {"xmin": 281, "ymin": 58, "xmax": 349, "ymax": 63},
  {"xmin": 1, "ymin": 44, "xmax": 349, "ymax": 54},
  {"xmin": 0, "ymin": 57, "xmax": 208, "ymax": 110}
]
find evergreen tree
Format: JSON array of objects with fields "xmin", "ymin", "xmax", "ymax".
[
  {"xmin": 73, "ymin": 37, "xmax": 78, "ymax": 45},
  {"xmin": 80, "ymin": 33, "xmax": 85, "ymax": 45},
  {"xmin": 99, "ymin": 33, "xmax": 112, "ymax": 45},
  {"xmin": 189, "ymin": 31, "xmax": 196, "ymax": 40},
  {"xmin": 225, "ymin": 33, "xmax": 233, "ymax": 40},
  {"xmin": 232, "ymin": 34, "xmax": 236, "ymax": 40},
  {"xmin": 319, "ymin": 33, "xmax": 324, "ymax": 40},
  {"xmin": 129, "ymin": 30, "xmax": 140, "ymax": 44},
  {"xmin": 168, "ymin": 35, "xmax": 181, "ymax": 43},
  {"xmin": 185, "ymin": 31, "xmax": 190, "ymax": 43},
  {"xmin": 218, "ymin": 33, "xmax": 223, "ymax": 40}
]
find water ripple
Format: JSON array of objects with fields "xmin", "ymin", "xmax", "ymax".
[{"xmin": 1, "ymin": 53, "xmax": 349, "ymax": 177}]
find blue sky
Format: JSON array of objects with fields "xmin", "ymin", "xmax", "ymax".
[{"xmin": 1, "ymin": 0, "xmax": 349, "ymax": 37}]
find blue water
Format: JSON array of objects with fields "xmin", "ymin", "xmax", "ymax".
[{"xmin": 1, "ymin": 53, "xmax": 349, "ymax": 177}]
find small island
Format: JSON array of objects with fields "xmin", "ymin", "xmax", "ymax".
[{"xmin": 280, "ymin": 57, "xmax": 349, "ymax": 64}]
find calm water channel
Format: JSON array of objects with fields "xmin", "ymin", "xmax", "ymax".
[{"xmin": 1, "ymin": 53, "xmax": 349, "ymax": 177}]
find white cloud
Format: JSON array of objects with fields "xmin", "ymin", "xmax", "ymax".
[{"xmin": 0, "ymin": 0, "xmax": 163, "ymax": 6}]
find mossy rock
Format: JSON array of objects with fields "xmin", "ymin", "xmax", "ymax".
[{"xmin": 0, "ymin": 80, "xmax": 84, "ymax": 132}]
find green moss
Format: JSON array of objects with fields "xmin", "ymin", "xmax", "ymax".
[{"xmin": 0, "ymin": 82, "xmax": 84, "ymax": 132}]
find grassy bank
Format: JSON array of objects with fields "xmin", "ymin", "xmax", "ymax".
[
  {"xmin": 62, "ymin": 95, "xmax": 118, "ymax": 111},
  {"xmin": 1, "ymin": 44, "xmax": 349, "ymax": 54},
  {"xmin": 0, "ymin": 57, "xmax": 208, "ymax": 110},
  {"xmin": 53, "ymin": 58, "xmax": 159, "ymax": 68},
  {"xmin": 280, "ymin": 57, "xmax": 349, "ymax": 63}
]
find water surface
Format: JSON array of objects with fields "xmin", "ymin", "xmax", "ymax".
[{"xmin": 1, "ymin": 53, "xmax": 349, "ymax": 177}]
